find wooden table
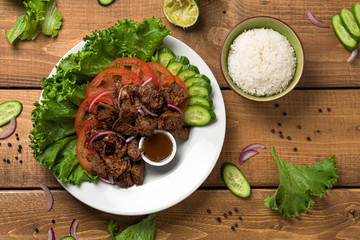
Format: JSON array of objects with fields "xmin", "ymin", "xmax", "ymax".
[{"xmin": 1, "ymin": 0, "xmax": 360, "ymax": 239}]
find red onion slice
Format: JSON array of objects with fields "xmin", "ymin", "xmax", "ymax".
[
  {"xmin": 117, "ymin": 87, "xmax": 124, "ymax": 110},
  {"xmin": 0, "ymin": 117, "xmax": 16, "ymax": 140},
  {"xmin": 141, "ymin": 77, "xmax": 153, "ymax": 87},
  {"xmin": 100, "ymin": 175, "xmax": 114, "ymax": 185},
  {"xmin": 88, "ymin": 90, "xmax": 114, "ymax": 112},
  {"xmin": 48, "ymin": 227, "xmax": 55, "ymax": 240},
  {"xmin": 87, "ymin": 130, "xmax": 117, "ymax": 149},
  {"xmin": 347, "ymin": 47, "xmax": 359, "ymax": 63},
  {"xmin": 70, "ymin": 219, "xmax": 79, "ymax": 240},
  {"xmin": 125, "ymin": 135, "xmax": 135, "ymax": 143},
  {"xmin": 306, "ymin": 10, "xmax": 329, "ymax": 28},
  {"xmin": 139, "ymin": 102, "xmax": 158, "ymax": 117},
  {"xmin": 239, "ymin": 149, "xmax": 259, "ymax": 165},
  {"xmin": 39, "ymin": 182, "xmax": 54, "ymax": 211},
  {"xmin": 138, "ymin": 108, "xmax": 145, "ymax": 116},
  {"xmin": 242, "ymin": 143, "xmax": 266, "ymax": 153},
  {"xmin": 167, "ymin": 103, "xmax": 184, "ymax": 116}
]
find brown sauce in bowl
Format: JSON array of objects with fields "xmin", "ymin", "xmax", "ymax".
[{"xmin": 142, "ymin": 132, "xmax": 173, "ymax": 162}]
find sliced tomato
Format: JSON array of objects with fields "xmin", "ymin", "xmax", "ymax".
[
  {"xmin": 86, "ymin": 68, "xmax": 142, "ymax": 98},
  {"xmin": 174, "ymin": 76, "xmax": 188, "ymax": 111},
  {"xmin": 147, "ymin": 62, "xmax": 175, "ymax": 88},
  {"xmin": 74, "ymin": 95, "xmax": 113, "ymax": 135},
  {"xmin": 76, "ymin": 120, "xmax": 102, "ymax": 174},
  {"xmin": 106, "ymin": 57, "xmax": 157, "ymax": 87}
]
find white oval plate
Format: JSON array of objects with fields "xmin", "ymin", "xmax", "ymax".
[{"xmin": 46, "ymin": 36, "xmax": 226, "ymax": 215}]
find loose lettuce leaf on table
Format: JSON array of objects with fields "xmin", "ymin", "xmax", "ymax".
[
  {"xmin": 30, "ymin": 18, "xmax": 171, "ymax": 185},
  {"xmin": 108, "ymin": 214, "xmax": 156, "ymax": 240},
  {"xmin": 264, "ymin": 146, "xmax": 338, "ymax": 217}
]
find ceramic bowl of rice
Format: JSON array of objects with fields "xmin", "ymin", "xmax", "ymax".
[{"xmin": 221, "ymin": 17, "xmax": 304, "ymax": 102}]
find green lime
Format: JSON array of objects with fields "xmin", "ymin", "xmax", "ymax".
[{"xmin": 163, "ymin": 0, "xmax": 200, "ymax": 28}]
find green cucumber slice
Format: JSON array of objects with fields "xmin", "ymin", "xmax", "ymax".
[
  {"xmin": 158, "ymin": 48, "xmax": 176, "ymax": 67},
  {"xmin": 166, "ymin": 56, "xmax": 190, "ymax": 75},
  {"xmin": 59, "ymin": 237, "xmax": 76, "ymax": 240},
  {"xmin": 184, "ymin": 74, "xmax": 211, "ymax": 88},
  {"xmin": 98, "ymin": 0, "xmax": 114, "ymax": 6},
  {"xmin": 188, "ymin": 94, "xmax": 213, "ymax": 108},
  {"xmin": 340, "ymin": 8, "xmax": 360, "ymax": 40},
  {"xmin": 188, "ymin": 81, "xmax": 212, "ymax": 94},
  {"xmin": 221, "ymin": 162, "xmax": 251, "ymax": 198},
  {"xmin": 353, "ymin": 3, "xmax": 360, "ymax": 28},
  {"xmin": 0, "ymin": 100, "xmax": 23, "ymax": 126},
  {"xmin": 184, "ymin": 104, "xmax": 216, "ymax": 126},
  {"xmin": 177, "ymin": 64, "xmax": 199, "ymax": 81},
  {"xmin": 332, "ymin": 14, "xmax": 358, "ymax": 51}
]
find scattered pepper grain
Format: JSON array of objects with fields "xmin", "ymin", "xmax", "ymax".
[
  {"xmin": 327, "ymin": 108, "xmax": 331, "ymax": 112},
  {"xmin": 19, "ymin": 160, "xmax": 23, "ymax": 164},
  {"xmin": 271, "ymin": 129, "xmax": 276, "ymax": 134},
  {"xmin": 234, "ymin": 223, "xmax": 239, "ymax": 227},
  {"xmin": 207, "ymin": 209, "xmax": 211, "ymax": 214},
  {"xmin": 318, "ymin": 109, "xmax": 323, "ymax": 113},
  {"xmin": 18, "ymin": 145, "xmax": 22, "ymax": 149},
  {"xmin": 18, "ymin": 148, "xmax": 22, "ymax": 153},
  {"xmin": 275, "ymin": 103, "xmax": 280, "ymax": 108},
  {"xmin": 223, "ymin": 213, "xmax": 228, "ymax": 218},
  {"xmin": 222, "ymin": 10, "xmax": 226, "ymax": 14},
  {"xmin": 228, "ymin": 210, "xmax": 233, "ymax": 216},
  {"xmin": 297, "ymin": 125, "xmax": 302, "ymax": 130},
  {"xmin": 216, "ymin": 217, "xmax": 221, "ymax": 222},
  {"xmin": 231, "ymin": 225, "xmax": 235, "ymax": 231},
  {"xmin": 293, "ymin": 147, "xmax": 298, "ymax": 152},
  {"xmin": 283, "ymin": 112, "xmax": 287, "ymax": 116},
  {"xmin": 7, "ymin": 159, "xmax": 10, "ymax": 164},
  {"xmin": 51, "ymin": 219, "xmax": 56, "ymax": 224},
  {"xmin": 239, "ymin": 216, "xmax": 243, "ymax": 220},
  {"xmin": 8, "ymin": 143, "xmax": 12, "ymax": 147},
  {"xmin": 287, "ymin": 136, "xmax": 292, "ymax": 141},
  {"xmin": 307, "ymin": 137, "xmax": 311, "ymax": 142},
  {"xmin": 277, "ymin": 122, "xmax": 282, "ymax": 127},
  {"xmin": 234, "ymin": 207, "xmax": 239, "ymax": 213},
  {"xmin": 35, "ymin": 228, "xmax": 39, "ymax": 233},
  {"xmin": 15, "ymin": 156, "xmax": 18, "ymax": 160}
]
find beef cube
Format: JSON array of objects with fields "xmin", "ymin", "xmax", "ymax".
[
  {"xmin": 169, "ymin": 126, "xmax": 191, "ymax": 140},
  {"xmin": 114, "ymin": 141, "xmax": 127, "ymax": 158},
  {"xmin": 91, "ymin": 140, "xmax": 104, "ymax": 154},
  {"xmin": 87, "ymin": 153, "xmax": 108, "ymax": 178},
  {"xmin": 138, "ymin": 82, "xmax": 165, "ymax": 110},
  {"xmin": 102, "ymin": 155, "xmax": 130, "ymax": 178},
  {"xmin": 161, "ymin": 81, "xmax": 188, "ymax": 107},
  {"xmin": 131, "ymin": 160, "xmax": 145, "ymax": 185},
  {"xmin": 112, "ymin": 120, "xmax": 137, "ymax": 136},
  {"xmin": 127, "ymin": 138, "xmax": 142, "ymax": 161},
  {"xmin": 115, "ymin": 171, "xmax": 134, "ymax": 188},
  {"xmin": 135, "ymin": 115, "xmax": 157, "ymax": 137},
  {"xmin": 158, "ymin": 111, "xmax": 184, "ymax": 130},
  {"xmin": 95, "ymin": 102, "xmax": 118, "ymax": 127}
]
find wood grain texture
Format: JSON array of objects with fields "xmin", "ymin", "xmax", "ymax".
[
  {"xmin": 0, "ymin": 189, "xmax": 359, "ymax": 240},
  {"xmin": 1, "ymin": 89, "xmax": 359, "ymax": 188},
  {"xmin": 1, "ymin": 0, "xmax": 360, "ymax": 88}
]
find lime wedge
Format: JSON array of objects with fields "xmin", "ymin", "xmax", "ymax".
[{"xmin": 163, "ymin": 0, "xmax": 200, "ymax": 28}]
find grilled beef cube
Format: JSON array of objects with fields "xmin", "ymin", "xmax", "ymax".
[
  {"xmin": 112, "ymin": 120, "xmax": 137, "ymax": 136},
  {"xmin": 169, "ymin": 126, "xmax": 191, "ymax": 140},
  {"xmin": 131, "ymin": 160, "xmax": 145, "ymax": 185},
  {"xmin": 87, "ymin": 153, "xmax": 107, "ymax": 178},
  {"xmin": 115, "ymin": 171, "xmax": 134, "ymax": 188},
  {"xmin": 95, "ymin": 102, "xmax": 118, "ymax": 127},
  {"xmin": 118, "ymin": 107, "xmax": 138, "ymax": 124},
  {"xmin": 102, "ymin": 155, "xmax": 130, "ymax": 178},
  {"xmin": 127, "ymin": 138, "xmax": 142, "ymax": 161},
  {"xmin": 161, "ymin": 81, "xmax": 188, "ymax": 107},
  {"xmin": 91, "ymin": 140, "xmax": 104, "ymax": 154},
  {"xmin": 135, "ymin": 115, "xmax": 157, "ymax": 137},
  {"xmin": 158, "ymin": 111, "xmax": 184, "ymax": 130},
  {"xmin": 114, "ymin": 141, "xmax": 127, "ymax": 158},
  {"xmin": 138, "ymin": 82, "xmax": 165, "ymax": 110}
]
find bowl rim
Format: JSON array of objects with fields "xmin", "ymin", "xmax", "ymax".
[{"xmin": 220, "ymin": 16, "xmax": 305, "ymax": 102}]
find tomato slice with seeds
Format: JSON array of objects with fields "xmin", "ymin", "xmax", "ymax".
[
  {"xmin": 106, "ymin": 57, "xmax": 157, "ymax": 87},
  {"xmin": 74, "ymin": 95, "xmax": 113, "ymax": 135},
  {"xmin": 86, "ymin": 68, "xmax": 142, "ymax": 98},
  {"xmin": 76, "ymin": 120, "xmax": 102, "ymax": 174}
]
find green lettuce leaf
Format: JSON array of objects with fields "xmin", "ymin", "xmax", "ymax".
[
  {"xmin": 264, "ymin": 146, "xmax": 338, "ymax": 217},
  {"xmin": 5, "ymin": 0, "xmax": 62, "ymax": 44},
  {"xmin": 30, "ymin": 18, "xmax": 171, "ymax": 185},
  {"xmin": 107, "ymin": 214, "xmax": 156, "ymax": 240}
]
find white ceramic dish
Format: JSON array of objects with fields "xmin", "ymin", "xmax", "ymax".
[
  {"xmin": 45, "ymin": 36, "xmax": 226, "ymax": 215},
  {"xmin": 139, "ymin": 130, "xmax": 177, "ymax": 167}
]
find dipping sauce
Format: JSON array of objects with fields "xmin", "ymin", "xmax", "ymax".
[{"xmin": 142, "ymin": 132, "xmax": 173, "ymax": 162}]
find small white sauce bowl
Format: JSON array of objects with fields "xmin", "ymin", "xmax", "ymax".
[{"xmin": 139, "ymin": 130, "xmax": 177, "ymax": 167}]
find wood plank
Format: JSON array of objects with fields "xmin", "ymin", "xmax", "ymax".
[
  {"xmin": 0, "ymin": 189, "xmax": 359, "ymax": 239},
  {"xmin": 1, "ymin": 0, "xmax": 360, "ymax": 88},
  {"xmin": 0, "ymin": 89, "xmax": 359, "ymax": 188}
]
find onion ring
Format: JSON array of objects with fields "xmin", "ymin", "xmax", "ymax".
[
  {"xmin": 306, "ymin": 10, "xmax": 329, "ymax": 28},
  {"xmin": 0, "ymin": 117, "xmax": 16, "ymax": 140},
  {"xmin": 39, "ymin": 182, "xmax": 54, "ymax": 211}
]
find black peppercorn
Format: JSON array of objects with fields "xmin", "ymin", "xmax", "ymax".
[
  {"xmin": 222, "ymin": 10, "xmax": 226, "ymax": 14},
  {"xmin": 207, "ymin": 209, "xmax": 211, "ymax": 214},
  {"xmin": 327, "ymin": 108, "xmax": 331, "ymax": 112},
  {"xmin": 223, "ymin": 213, "xmax": 228, "ymax": 218},
  {"xmin": 318, "ymin": 109, "xmax": 323, "ymax": 113},
  {"xmin": 234, "ymin": 223, "xmax": 239, "ymax": 227},
  {"xmin": 231, "ymin": 225, "xmax": 235, "ymax": 231},
  {"xmin": 19, "ymin": 160, "xmax": 23, "ymax": 164},
  {"xmin": 228, "ymin": 210, "xmax": 232, "ymax": 216},
  {"xmin": 234, "ymin": 207, "xmax": 239, "ymax": 213},
  {"xmin": 216, "ymin": 217, "xmax": 221, "ymax": 222},
  {"xmin": 277, "ymin": 122, "xmax": 282, "ymax": 127},
  {"xmin": 283, "ymin": 112, "xmax": 287, "ymax": 116},
  {"xmin": 293, "ymin": 147, "xmax": 298, "ymax": 152},
  {"xmin": 7, "ymin": 159, "xmax": 10, "ymax": 164},
  {"xmin": 239, "ymin": 216, "xmax": 243, "ymax": 220},
  {"xmin": 271, "ymin": 129, "xmax": 276, "ymax": 134},
  {"xmin": 15, "ymin": 156, "xmax": 18, "ymax": 160},
  {"xmin": 275, "ymin": 103, "xmax": 280, "ymax": 108},
  {"xmin": 287, "ymin": 136, "xmax": 292, "ymax": 141},
  {"xmin": 8, "ymin": 143, "xmax": 12, "ymax": 147},
  {"xmin": 18, "ymin": 145, "xmax": 22, "ymax": 149},
  {"xmin": 51, "ymin": 219, "xmax": 56, "ymax": 224},
  {"xmin": 297, "ymin": 125, "xmax": 302, "ymax": 129},
  {"xmin": 35, "ymin": 228, "xmax": 39, "ymax": 233},
  {"xmin": 307, "ymin": 137, "xmax": 311, "ymax": 142}
]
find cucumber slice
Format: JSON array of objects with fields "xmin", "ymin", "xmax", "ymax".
[
  {"xmin": 59, "ymin": 237, "xmax": 76, "ymax": 240},
  {"xmin": 158, "ymin": 48, "xmax": 176, "ymax": 67},
  {"xmin": 332, "ymin": 14, "xmax": 358, "ymax": 51},
  {"xmin": 353, "ymin": 3, "xmax": 360, "ymax": 28},
  {"xmin": 98, "ymin": 0, "xmax": 114, "ymax": 6},
  {"xmin": 188, "ymin": 81, "xmax": 212, "ymax": 94},
  {"xmin": 184, "ymin": 104, "xmax": 216, "ymax": 126},
  {"xmin": 340, "ymin": 8, "xmax": 360, "ymax": 40},
  {"xmin": 184, "ymin": 74, "xmax": 211, "ymax": 88},
  {"xmin": 188, "ymin": 94, "xmax": 213, "ymax": 108},
  {"xmin": 177, "ymin": 64, "xmax": 199, "ymax": 81},
  {"xmin": 0, "ymin": 100, "xmax": 23, "ymax": 126},
  {"xmin": 166, "ymin": 56, "xmax": 190, "ymax": 75},
  {"xmin": 221, "ymin": 162, "xmax": 251, "ymax": 198}
]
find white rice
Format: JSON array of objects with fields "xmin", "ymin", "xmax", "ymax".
[{"xmin": 227, "ymin": 28, "xmax": 296, "ymax": 96}]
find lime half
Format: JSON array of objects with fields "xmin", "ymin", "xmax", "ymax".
[{"xmin": 163, "ymin": 0, "xmax": 200, "ymax": 28}]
